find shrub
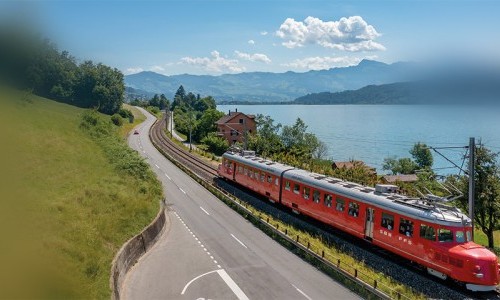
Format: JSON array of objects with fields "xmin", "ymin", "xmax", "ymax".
[
  {"xmin": 201, "ymin": 132, "xmax": 228, "ymax": 156},
  {"xmin": 118, "ymin": 108, "xmax": 134, "ymax": 123},
  {"xmin": 111, "ymin": 114, "xmax": 123, "ymax": 126}
]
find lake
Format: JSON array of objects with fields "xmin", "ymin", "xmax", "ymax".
[{"xmin": 218, "ymin": 105, "xmax": 500, "ymax": 175}]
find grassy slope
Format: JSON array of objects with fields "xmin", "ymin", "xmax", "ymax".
[{"xmin": 0, "ymin": 90, "xmax": 161, "ymax": 298}]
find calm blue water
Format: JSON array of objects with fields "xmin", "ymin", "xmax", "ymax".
[{"xmin": 218, "ymin": 105, "xmax": 500, "ymax": 175}]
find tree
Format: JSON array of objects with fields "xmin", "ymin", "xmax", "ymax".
[
  {"xmin": 410, "ymin": 142, "xmax": 433, "ymax": 169},
  {"xmin": 454, "ymin": 145, "xmax": 500, "ymax": 248},
  {"xmin": 192, "ymin": 109, "xmax": 224, "ymax": 141},
  {"xmin": 382, "ymin": 157, "xmax": 418, "ymax": 174},
  {"xmin": 248, "ymin": 114, "xmax": 282, "ymax": 157}
]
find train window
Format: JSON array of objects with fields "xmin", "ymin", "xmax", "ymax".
[
  {"xmin": 313, "ymin": 190, "xmax": 320, "ymax": 203},
  {"xmin": 455, "ymin": 231, "xmax": 465, "ymax": 243},
  {"xmin": 438, "ymin": 228, "xmax": 453, "ymax": 242},
  {"xmin": 324, "ymin": 194, "xmax": 332, "ymax": 207},
  {"xmin": 335, "ymin": 198, "xmax": 344, "ymax": 211},
  {"xmin": 466, "ymin": 230, "xmax": 471, "ymax": 242},
  {"xmin": 398, "ymin": 218, "xmax": 414, "ymax": 237},
  {"xmin": 255, "ymin": 171, "xmax": 259, "ymax": 179},
  {"xmin": 267, "ymin": 175, "xmax": 272, "ymax": 183},
  {"xmin": 381, "ymin": 213, "xmax": 394, "ymax": 230},
  {"xmin": 285, "ymin": 181, "xmax": 290, "ymax": 191},
  {"xmin": 420, "ymin": 224, "xmax": 436, "ymax": 241},
  {"xmin": 244, "ymin": 167, "xmax": 248, "ymax": 175},
  {"xmin": 275, "ymin": 178, "xmax": 279, "ymax": 186},
  {"xmin": 260, "ymin": 173, "xmax": 265, "ymax": 182},
  {"xmin": 303, "ymin": 187, "xmax": 310, "ymax": 200},
  {"xmin": 293, "ymin": 183, "xmax": 300, "ymax": 194},
  {"xmin": 348, "ymin": 202, "xmax": 359, "ymax": 217},
  {"xmin": 249, "ymin": 169, "xmax": 253, "ymax": 178},
  {"xmin": 238, "ymin": 166, "xmax": 243, "ymax": 173}
]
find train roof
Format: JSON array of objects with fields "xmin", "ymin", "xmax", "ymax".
[
  {"xmin": 223, "ymin": 151, "xmax": 471, "ymax": 227},
  {"xmin": 223, "ymin": 151, "xmax": 293, "ymax": 175}
]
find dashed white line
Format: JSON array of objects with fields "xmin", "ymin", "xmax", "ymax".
[
  {"xmin": 164, "ymin": 173, "xmax": 171, "ymax": 180},
  {"xmin": 292, "ymin": 284, "xmax": 312, "ymax": 300},
  {"xmin": 155, "ymin": 164, "xmax": 160, "ymax": 169},
  {"xmin": 200, "ymin": 206, "xmax": 210, "ymax": 215},
  {"xmin": 230, "ymin": 234, "xmax": 248, "ymax": 249},
  {"xmin": 179, "ymin": 187, "xmax": 186, "ymax": 194}
]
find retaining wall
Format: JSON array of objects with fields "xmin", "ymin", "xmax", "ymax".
[{"xmin": 110, "ymin": 204, "xmax": 166, "ymax": 300}]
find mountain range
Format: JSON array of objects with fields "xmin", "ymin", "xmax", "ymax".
[
  {"xmin": 124, "ymin": 60, "xmax": 418, "ymax": 103},
  {"xmin": 125, "ymin": 59, "xmax": 500, "ymax": 104}
]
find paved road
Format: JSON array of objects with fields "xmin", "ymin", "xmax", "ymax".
[{"xmin": 122, "ymin": 108, "xmax": 360, "ymax": 300}]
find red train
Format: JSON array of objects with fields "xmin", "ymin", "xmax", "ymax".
[{"xmin": 218, "ymin": 150, "xmax": 500, "ymax": 291}]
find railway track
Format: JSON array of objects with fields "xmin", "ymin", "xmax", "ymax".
[
  {"xmin": 150, "ymin": 114, "xmax": 218, "ymax": 181},
  {"xmin": 148, "ymin": 112, "xmax": 499, "ymax": 300}
]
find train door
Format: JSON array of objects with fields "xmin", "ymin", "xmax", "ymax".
[{"xmin": 365, "ymin": 208, "xmax": 375, "ymax": 241}]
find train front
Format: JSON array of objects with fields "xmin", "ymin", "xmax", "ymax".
[{"xmin": 451, "ymin": 238, "xmax": 499, "ymax": 291}]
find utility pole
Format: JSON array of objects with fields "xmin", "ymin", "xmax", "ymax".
[
  {"xmin": 189, "ymin": 111, "xmax": 193, "ymax": 152},
  {"xmin": 468, "ymin": 137, "xmax": 475, "ymax": 240},
  {"xmin": 170, "ymin": 110, "xmax": 173, "ymax": 138}
]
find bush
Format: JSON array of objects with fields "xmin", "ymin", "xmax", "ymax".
[
  {"xmin": 118, "ymin": 108, "xmax": 134, "ymax": 123},
  {"xmin": 111, "ymin": 114, "xmax": 123, "ymax": 126},
  {"xmin": 201, "ymin": 132, "xmax": 228, "ymax": 156}
]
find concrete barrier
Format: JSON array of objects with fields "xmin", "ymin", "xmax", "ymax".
[{"xmin": 110, "ymin": 204, "xmax": 166, "ymax": 300}]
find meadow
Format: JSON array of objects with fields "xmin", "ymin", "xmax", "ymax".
[{"xmin": 0, "ymin": 89, "xmax": 162, "ymax": 298}]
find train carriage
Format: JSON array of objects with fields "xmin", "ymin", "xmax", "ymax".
[{"xmin": 218, "ymin": 150, "xmax": 500, "ymax": 291}]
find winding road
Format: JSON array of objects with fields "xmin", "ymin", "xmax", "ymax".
[{"xmin": 122, "ymin": 108, "xmax": 360, "ymax": 300}]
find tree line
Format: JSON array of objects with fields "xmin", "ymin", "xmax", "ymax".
[{"xmin": 0, "ymin": 28, "xmax": 124, "ymax": 115}]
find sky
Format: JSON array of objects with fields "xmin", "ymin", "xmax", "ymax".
[{"xmin": 3, "ymin": 0, "xmax": 500, "ymax": 76}]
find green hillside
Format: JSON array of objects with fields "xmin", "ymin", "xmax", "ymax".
[{"xmin": 0, "ymin": 88, "xmax": 162, "ymax": 298}]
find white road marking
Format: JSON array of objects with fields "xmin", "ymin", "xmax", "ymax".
[
  {"xmin": 200, "ymin": 206, "xmax": 210, "ymax": 215},
  {"xmin": 217, "ymin": 269, "xmax": 250, "ymax": 300},
  {"xmin": 142, "ymin": 150, "xmax": 146, "ymax": 153},
  {"xmin": 292, "ymin": 284, "xmax": 312, "ymax": 300},
  {"xmin": 231, "ymin": 234, "xmax": 248, "ymax": 249},
  {"xmin": 179, "ymin": 187, "xmax": 186, "ymax": 194},
  {"xmin": 181, "ymin": 270, "xmax": 218, "ymax": 295},
  {"xmin": 155, "ymin": 164, "xmax": 160, "ymax": 169},
  {"xmin": 164, "ymin": 173, "xmax": 171, "ymax": 180}
]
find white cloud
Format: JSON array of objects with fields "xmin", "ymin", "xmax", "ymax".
[
  {"xmin": 149, "ymin": 65, "xmax": 165, "ymax": 72},
  {"xmin": 276, "ymin": 16, "xmax": 385, "ymax": 52},
  {"xmin": 124, "ymin": 67, "xmax": 144, "ymax": 75},
  {"xmin": 260, "ymin": 31, "xmax": 268, "ymax": 36},
  {"xmin": 180, "ymin": 50, "xmax": 245, "ymax": 73},
  {"xmin": 234, "ymin": 51, "xmax": 271, "ymax": 64},
  {"xmin": 248, "ymin": 39, "xmax": 255, "ymax": 45},
  {"xmin": 282, "ymin": 56, "xmax": 365, "ymax": 70}
]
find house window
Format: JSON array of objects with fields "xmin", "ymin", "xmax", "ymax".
[
  {"xmin": 336, "ymin": 198, "xmax": 345, "ymax": 211},
  {"xmin": 239, "ymin": 118, "xmax": 244, "ymax": 124},
  {"xmin": 293, "ymin": 183, "xmax": 300, "ymax": 194},
  {"xmin": 398, "ymin": 218, "xmax": 414, "ymax": 237},
  {"xmin": 381, "ymin": 213, "xmax": 394, "ymax": 230},
  {"xmin": 285, "ymin": 181, "xmax": 290, "ymax": 191},
  {"xmin": 303, "ymin": 187, "xmax": 310, "ymax": 200},
  {"xmin": 313, "ymin": 190, "xmax": 320, "ymax": 203},
  {"xmin": 420, "ymin": 224, "xmax": 436, "ymax": 241},
  {"xmin": 348, "ymin": 202, "xmax": 359, "ymax": 217},
  {"xmin": 324, "ymin": 194, "xmax": 332, "ymax": 207}
]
